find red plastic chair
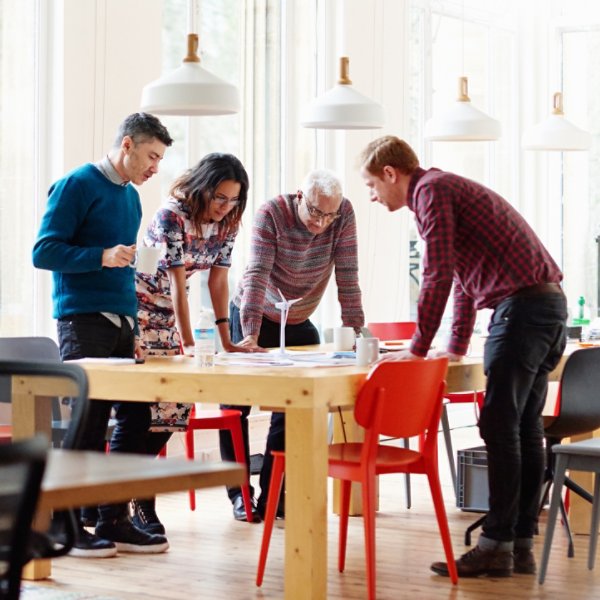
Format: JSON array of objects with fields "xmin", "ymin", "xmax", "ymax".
[
  {"xmin": 367, "ymin": 322, "xmax": 417, "ymax": 508},
  {"xmin": 256, "ymin": 358, "xmax": 458, "ymax": 596},
  {"xmin": 367, "ymin": 321, "xmax": 416, "ymax": 341},
  {"xmin": 368, "ymin": 322, "xmax": 484, "ymax": 501},
  {"xmin": 160, "ymin": 405, "xmax": 254, "ymax": 522}
]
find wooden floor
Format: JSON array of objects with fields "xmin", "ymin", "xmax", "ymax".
[{"xmin": 29, "ymin": 413, "xmax": 598, "ymax": 599}]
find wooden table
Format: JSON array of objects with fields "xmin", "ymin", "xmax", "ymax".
[
  {"xmin": 40, "ymin": 449, "xmax": 244, "ymax": 513},
  {"xmin": 11, "ymin": 351, "xmax": 570, "ymax": 599}
]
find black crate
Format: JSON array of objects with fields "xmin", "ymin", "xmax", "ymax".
[{"xmin": 456, "ymin": 446, "xmax": 489, "ymax": 512}]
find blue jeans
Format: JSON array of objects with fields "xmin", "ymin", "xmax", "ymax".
[
  {"xmin": 479, "ymin": 292, "xmax": 567, "ymax": 542},
  {"xmin": 58, "ymin": 313, "xmax": 151, "ymax": 521},
  {"xmin": 219, "ymin": 302, "xmax": 320, "ymax": 511}
]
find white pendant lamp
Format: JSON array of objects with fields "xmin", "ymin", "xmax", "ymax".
[
  {"xmin": 140, "ymin": 33, "xmax": 240, "ymax": 116},
  {"xmin": 424, "ymin": 76, "xmax": 501, "ymax": 141},
  {"xmin": 301, "ymin": 57, "xmax": 385, "ymax": 130},
  {"xmin": 522, "ymin": 92, "xmax": 591, "ymax": 151}
]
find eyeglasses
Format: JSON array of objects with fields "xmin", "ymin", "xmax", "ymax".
[
  {"xmin": 212, "ymin": 193, "xmax": 241, "ymax": 207},
  {"xmin": 298, "ymin": 191, "xmax": 341, "ymax": 222}
]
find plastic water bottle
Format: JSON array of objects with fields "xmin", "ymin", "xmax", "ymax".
[{"xmin": 194, "ymin": 308, "xmax": 215, "ymax": 368}]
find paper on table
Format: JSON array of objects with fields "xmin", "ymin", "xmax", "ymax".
[
  {"xmin": 215, "ymin": 351, "xmax": 356, "ymax": 367},
  {"xmin": 215, "ymin": 353, "xmax": 295, "ymax": 367},
  {"xmin": 64, "ymin": 357, "xmax": 136, "ymax": 365}
]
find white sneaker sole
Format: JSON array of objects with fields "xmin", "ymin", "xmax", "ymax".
[
  {"xmin": 113, "ymin": 541, "xmax": 169, "ymax": 554},
  {"xmin": 69, "ymin": 545, "xmax": 118, "ymax": 558}
]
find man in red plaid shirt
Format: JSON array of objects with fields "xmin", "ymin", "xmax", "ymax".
[{"xmin": 359, "ymin": 135, "xmax": 567, "ymax": 578}]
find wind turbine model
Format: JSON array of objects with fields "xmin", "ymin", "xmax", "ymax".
[{"xmin": 275, "ymin": 288, "xmax": 302, "ymax": 355}]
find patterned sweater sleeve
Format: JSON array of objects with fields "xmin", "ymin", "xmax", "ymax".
[
  {"xmin": 334, "ymin": 201, "xmax": 364, "ymax": 330},
  {"xmin": 239, "ymin": 204, "xmax": 278, "ymax": 337}
]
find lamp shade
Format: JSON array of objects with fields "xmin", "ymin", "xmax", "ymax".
[
  {"xmin": 301, "ymin": 57, "xmax": 385, "ymax": 130},
  {"xmin": 522, "ymin": 92, "xmax": 591, "ymax": 151},
  {"xmin": 424, "ymin": 77, "xmax": 501, "ymax": 141},
  {"xmin": 140, "ymin": 34, "xmax": 240, "ymax": 116}
]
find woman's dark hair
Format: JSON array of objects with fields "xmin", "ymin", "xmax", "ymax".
[{"xmin": 169, "ymin": 153, "xmax": 249, "ymax": 239}]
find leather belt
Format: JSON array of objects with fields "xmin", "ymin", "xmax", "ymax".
[{"xmin": 510, "ymin": 282, "xmax": 563, "ymax": 298}]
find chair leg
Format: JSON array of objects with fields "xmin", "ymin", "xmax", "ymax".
[
  {"xmin": 338, "ymin": 479, "xmax": 352, "ymax": 573},
  {"xmin": 427, "ymin": 469, "xmax": 458, "ymax": 584},
  {"xmin": 564, "ymin": 475, "xmax": 594, "ymax": 504},
  {"xmin": 440, "ymin": 404, "xmax": 457, "ymax": 499},
  {"xmin": 588, "ymin": 473, "xmax": 600, "ymax": 570},
  {"xmin": 229, "ymin": 421, "xmax": 254, "ymax": 523},
  {"xmin": 402, "ymin": 438, "xmax": 411, "ymax": 509},
  {"xmin": 558, "ymin": 496, "xmax": 575, "ymax": 558},
  {"xmin": 362, "ymin": 474, "xmax": 377, "ymax": 600},
  {"xmin": 464, "ymin": 514, "xmax": 486, "ymax": 546},
  {"xmin": 539, "ymin": 454, "xmax": 568, "ymax": 584},
  {"xmin": 256, "ymin": 452, "xmax": 285, "ymax": 587},
  {"xmin": 185, "ymin": 427, "xmax": 197, "ymax": 511}
]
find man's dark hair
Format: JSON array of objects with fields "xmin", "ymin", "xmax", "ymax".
[{"xmin": 113, "ymin": 112, "xmax": 173, "ymax": 148}]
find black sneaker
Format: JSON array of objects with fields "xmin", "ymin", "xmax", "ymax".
[
  {"xmin": 95, "ymin": 516, "xmax": 169, "ymax": 554},
  {"xmin": 80, "ymin": 507, "xmax": 99, "ymax": 528},
  {"xmin": 69, "ymin": 524, "xmax": 117, "ymax": 558},
  {"xmin": 514, "ymin": 548, "xmax": 536, "ymax": 574},
  {"xmin": 431, "ymin": 544, "xmax": 513, "ymax": 578},
  {"xmin": 131, "ymin": 498, "xmax": 166, "ymax": 535}
]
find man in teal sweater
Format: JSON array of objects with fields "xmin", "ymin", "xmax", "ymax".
[{"xmin": 33, "ymin": 112, "xmax": 173, "ymax": 557}]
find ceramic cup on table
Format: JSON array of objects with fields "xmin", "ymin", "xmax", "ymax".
[
  {"xmin": 356, "ymin": 337, "xmax": 380, "ymax": 366},
  {"xmin": 132, "ymin": 246, "xmax": 161, "ymax": 274},
  {"xmin": 333, "ymin": 327, "xmax": 355, "ymax": 351}
]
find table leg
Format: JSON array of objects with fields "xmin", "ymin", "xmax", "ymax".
[
  {"xmin": 285, "ymin": 405, "xmax": 328, "ymax": 600},
  {"xmin": 13, "ymin": 384, "xmax": 53, "ymax": 579}
]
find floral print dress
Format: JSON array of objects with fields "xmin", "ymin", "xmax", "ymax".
[{"xmin": 136, "ymin": 197, "xmax": 237, "ymax": 432}]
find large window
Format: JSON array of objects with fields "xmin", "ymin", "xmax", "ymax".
[
  {"xmin": 408, "ymin": 0, "xmax": 517, "ymax": 334},
  {"xmin": 561, "ymin": 25, "xmax": 599, "ymax": 319},
  {"xmin": 0, "ymin": 0, "xmax": 37, "ymax": 335}
]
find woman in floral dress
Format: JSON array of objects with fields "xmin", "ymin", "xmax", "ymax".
[{"xmin": 131, "ymin": 153, "xmax": 252, "ymax": 534}]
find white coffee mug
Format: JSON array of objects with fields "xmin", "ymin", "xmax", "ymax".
[
  {"xmin": 333, "ymin": 326, "xmax": 355, "ymax": 351},
  {"xmin": 133, "ymin": 246, "xmax": 161, "ymax": 274},
  {"xmin": 356, "ymin": 336, "xmax": 380, "ymax": 366}
]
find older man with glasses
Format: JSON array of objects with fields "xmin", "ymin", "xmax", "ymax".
[{"xmin": 219, "ymin": 168, "xmax": 365, "ymax": 522}]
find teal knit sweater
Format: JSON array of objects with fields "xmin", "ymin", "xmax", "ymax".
[{"xmin": 33, "ymin": 163, "xmax": 142, "ymax": 319}]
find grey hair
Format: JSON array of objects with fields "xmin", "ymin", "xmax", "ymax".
[{"xmin": 301, "ymin": 169, "xmax": 343, "ymax": 202}]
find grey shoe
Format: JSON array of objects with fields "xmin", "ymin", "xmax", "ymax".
[
  {"xmin": 514, "ymin": 548, "xmax": 536, "ymax": 574},
  {"xmin": 431, "ymin": 545, "xmax": 513, "ymax": 578}
]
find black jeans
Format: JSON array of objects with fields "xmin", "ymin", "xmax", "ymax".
[
  {"xmin": 219, "ymin": 302, "xmax": 320, "ymax": 512},
  {"xmin": 479, "ymin": 292, "xmax": 567, "ymax": 542},
  {"xmin": 58, "ymin": 313, "xmax": 151, "ymax": 521}
]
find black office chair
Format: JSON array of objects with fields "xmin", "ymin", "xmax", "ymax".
[
  {"xmin": 0, "ymin": 359, "xmax": 92, "ymax": 560},
  {"xmin": 463, "ymin": 348, "xmax": 600, "ymax": 551},
  {"xmin": 0, "ymin": 337, "xmax": 115, "ymax": 447},
  {"xmin": 0, "ymin": 435, "xmax": 47, "ymax": 600}
]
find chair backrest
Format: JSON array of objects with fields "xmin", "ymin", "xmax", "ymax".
[
  {"xmin": 366, "ymin": 322, "xmax": 417, "ymax": 341},
  {"xmin": 0, "ymin": 337, "xmax": 68, "ymax": 436},
  {"xmin": 0, "ymin": 360, "xmax": 90, "ymax": 450},
  {"xmin": 355, "ymin": 357, "xmax": 448, "ymax": 445},
  {"xmin": 0, "ymin": 435, "xmax": 47, "ymax": 600},
  {"xmin": 545, "ymin": 347, "xmax": 600, "ymax": 439},
  {"xmin": 0, "ymin": 337, "xmax": 60, "ymax": 362},
  {"xmin": 0, "ymin": 337, "xmax": 61, "ymax": 408}
]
